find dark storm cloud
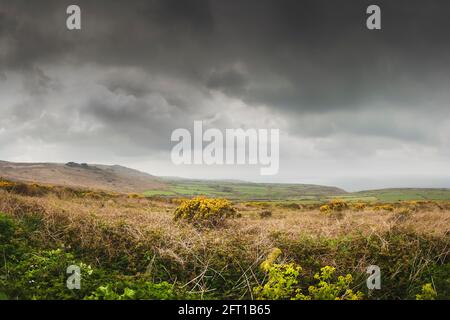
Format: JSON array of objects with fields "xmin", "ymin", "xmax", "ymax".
[
  {"xmin": 206, "ymin": 68, "xmax": 248, "ymax": 96},
  {"xmin": 207, "ymin": 0, "xmax": 450, "ymax": 113},
  {"xmin": 0, "ymin": 0, "xmax": 213, "ymax": 75},
  {"xmin": 1, "ymin": 0, "xmax": 450, "ymax": 187},
  {"xmin": 0, "ymin": 4, "xmax": 72, "ymax": 70},
  {"xmin": 2, "ymin": 0, "xmax": 450, "ymax": 115}
]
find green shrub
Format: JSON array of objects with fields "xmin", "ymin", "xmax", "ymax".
[
  {"xmin": 1, "ymin": 247, "xmax": 113, "ymax": 300},
  {"xmin": 86, "ymin": 281, "xmax": 181, "ymax": 300},
  {"xmin": 418, "ymin": 263, "xmax": 450, "ymax": 299},
  {"xmin": 254, "ymin": 249, "xmax": 363, "ymax": 300},
  {"xmin": 254, "ymin": 262, "xmax": 303, "ymax": 300},
  {"xmin": 0, "ymin": 213, "xmax": 30, "ymax": 271},
  {"xmin": 416, "ymin": 283, "xmax": 437, "ymax": 300},
  {"xmin": 0, "ymin": 213, "xmax": 16, "ymax": 243},
  {"xmin": 306, "ymin": 266, "xmax": 363, "ymax": 300}
]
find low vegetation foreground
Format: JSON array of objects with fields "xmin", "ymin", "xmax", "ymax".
[{"xmin": 0, "ymin": 179, "xmax": 449, "ymax": 300}]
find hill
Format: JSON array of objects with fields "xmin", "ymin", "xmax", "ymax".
[
  {"xmin": 0, "ymin": 160, "xmax": 166, "ymax": 193},
  {"xmin": 3, "ymin": 160, "xmax": 449, "ymax": 201},
  {"xmin": 0, "ymin": 160, "xmax": 347, "ymax": 199}
]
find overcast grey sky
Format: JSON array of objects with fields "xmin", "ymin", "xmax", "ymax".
[{"xmin": 1, "ymin": 0, "xmax": 450, "ymax": 191}]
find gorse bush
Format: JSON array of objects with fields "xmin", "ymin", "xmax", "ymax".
[
  {"xmin": 416, "ymin": 283, "xmax": 437, "ymax": 300},
  {"xmin": 0, "ymin": 180, "xmax": 15, "ymax": 189},
  {"xmin": 319, "ymin": 204, "xmax": 331, "ymax": 213},
  {"xmin": 351, "ymin": 203, "xmax": 366, "ymax": 211},
  {"xmin": 320, "ymin": 199, "xmax": 348, "ymax": 215},
  {"xmin": 328, "ymin": 199, "xmax": 348, "ymax": 211},
  {"xmin": 0, "ymin": 180, "xmax": 52, "ymax": 197},
  {"xmin": 254, "ymin": 248, "xmax": 363, "ymax": 300},
  {"xmin": 0, "ymin": 178, "xmax": 118, "ymax": 199},
  {"xmin": 174, "ymin": 197, "xmax": 238, "ymax": 226}
]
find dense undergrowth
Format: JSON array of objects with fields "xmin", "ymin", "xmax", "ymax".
[
  {"xmin": 0, "ymin": 212, "xmax": 194, "ymax": 300},
  {"xmin": 0, "ymin": 180, "xmax": 449, "ymax": 300}
]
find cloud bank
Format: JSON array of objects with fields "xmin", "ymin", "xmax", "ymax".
[{"xmin": 1, "ymin": 0, "xmax": 450, "ymax": 190}]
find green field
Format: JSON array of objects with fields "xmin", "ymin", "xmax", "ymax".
[
  {"xmin": 356, "ymin": 188, "xmax": 450, "ymax": 202},
  {"xmin": 143, "ymin": 179, "xmax": 347, "ymax": 200},
  {"xmin": 143, "ymin": 180, "xmax": 450, "ymax": 202}
]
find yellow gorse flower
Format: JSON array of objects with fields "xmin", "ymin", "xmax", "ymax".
[{"xmin": 174, "ymin": 196, "xmax": 238, "ymax": 226}]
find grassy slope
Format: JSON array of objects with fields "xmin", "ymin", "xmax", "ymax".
[
  {"xmin": 0, "ymin": 161, "xmax": 166, "ymax": 193},
  {"xmin": 144, "ymin": 179, "xmax": 348, "ymax": 200}
]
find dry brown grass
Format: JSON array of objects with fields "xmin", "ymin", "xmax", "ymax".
[
  {"xmin": 1, "ymin": 190, "xmax": 448, "ymax": 257},
  {"xmin": 1, "ymin": 188, "xmax": 449, "ymax": 298}
]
